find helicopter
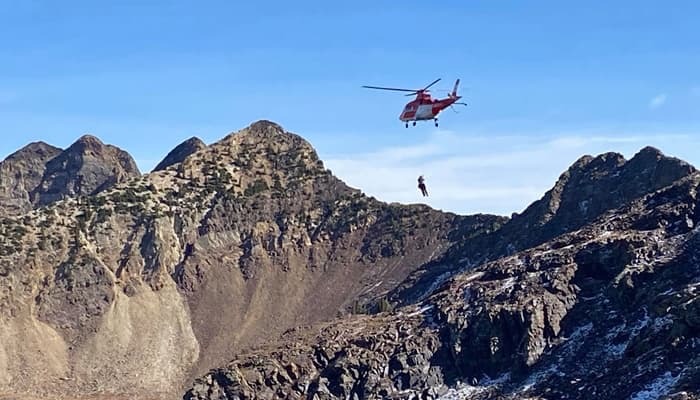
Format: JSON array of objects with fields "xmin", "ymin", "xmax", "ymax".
[{"xmin": 362, "ymin": 78, "xmax": 467, "ymax": 127}]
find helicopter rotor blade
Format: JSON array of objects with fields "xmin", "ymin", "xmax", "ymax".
[
  {"xmin": 422, "ymin": 78, "xmax": 441, "ymax": 91},
  {"xmin": 362, "ymin": 85, "xmax": 418, "ymax": 93}
]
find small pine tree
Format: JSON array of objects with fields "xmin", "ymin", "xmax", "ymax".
[
  {"xmin": 351, "ymin": 300, "xmax": 367, "ymax": 315},
  {"xmin": 377, "ymin": 297, "xmax": 394, "ymax": 313}
]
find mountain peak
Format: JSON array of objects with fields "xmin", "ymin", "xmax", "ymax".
[
  {"xmin": 153, "ymin": 136, "xmax": 206, "ymax": 171},
  {"xmin": 627, "ymin": 145, "xmax": 694, "ymax": 172},
  {"xmin": 202, "ymin": 120, "xmax": 322, "ymax": 168},
  {"xmin": 217, "ymin": 120, "xmax": 295, "ymax": 146},
  {"xmin": 6, "ymin": 141, "xmax": 62, "ymax": 161},
  {"xmin": 32, "ymin": 134, "xmax": 141, "ymax": 206},
  {"xmin": 568, "ymin": 152, "xmax": 626, "ymax": 178},
  {"xmin": 635, "ymin": 146, "xmax": 666, "ymax": 158},
  {"xmin": 569, "ymin": 154, "xmax": 595, "ymax": 169},
  {"xmin": 637, "ymin": 145, "xmax": 663, "ymax": 157},
  {"xmin": 458, "ymin": 146, "xmax": 698, "ymax": 259},
  {"xmin": 168, "ymin": 121, "xmax": 328, "ymax": 200},
  {"xmin": 0, "ymin": 141, "xmax": 63, "ymax": 215},
  {"xmin": 249, "ymin": 119, "xmax": 284, "ymax": 133},
  {"xmin": 75, "ymin": 133, "xmax": 103, "ymax": 144},
  {"xmin": 69, "ymin": 134, "xmax": 107, "ymax": 152}
]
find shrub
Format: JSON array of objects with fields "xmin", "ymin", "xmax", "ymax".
[
  {"xmin": 244, "ymin": 179, "xmax": 269, "ymax": 197},
  {"xmin": 95, "ymin": 208, "xmax": 113, "ymax": 224},
  {"xmin": 376, "ymin": 297, "xmax": 394, "ymax": 313},
  {"xmin": 351, "ymin": 300, "xmax": 367, "ymax": 315}
]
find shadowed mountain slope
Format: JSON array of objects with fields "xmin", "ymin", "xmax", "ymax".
[{"xmin": 152, "ymin": 137, "xmax": 206, "ymax": 172}]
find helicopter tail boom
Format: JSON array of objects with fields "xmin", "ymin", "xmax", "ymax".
[{"xmin": 450, "ymin": 79, "xmax": 460, "ymax": 98}]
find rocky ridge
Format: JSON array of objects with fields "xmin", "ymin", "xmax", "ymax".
[
  {"xmin": 0, "ymin": 121, "xmax": 503, "ymax": 399},
  {"xmin": 184, "ymin": 147, "xmax": 700, "ymax": 400},
  {"xmin": 392, "ymin": 146, "xmax": 696, "ymax": 305}
]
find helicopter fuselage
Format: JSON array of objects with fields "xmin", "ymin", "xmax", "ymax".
[{"xmin": 399, "ymin": 93, "xmax": 461, "ymax": 122}]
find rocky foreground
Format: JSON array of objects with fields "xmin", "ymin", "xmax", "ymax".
[{"xmin": 0, "ymin": 121, "xmax": 697, "ymax": 399}]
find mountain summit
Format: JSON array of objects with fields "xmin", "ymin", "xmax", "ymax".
[
  {"xmin": 32, "ymin": 134, "xmax": 141, "ymax": 206},
  {"xmin": 0, "ymin": 141, "xmax": 62, "ymax": 215},
  {"xmin": 0, "ymin": 135, "xmax": 140, "ymax": 216},
  {"xmin": 153, "ymin": 136, "xmax": 206, "ymax": 172}
]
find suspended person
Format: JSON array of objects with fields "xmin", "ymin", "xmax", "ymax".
[{"xmin": 418, "ymin": 175, "xmax": 429, "ymax": 197}]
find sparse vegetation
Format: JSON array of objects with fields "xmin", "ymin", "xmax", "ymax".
[
  {"xmin": 95, "ymin": 207, "xmax": 113, "ymax": 224},
  {"xmin": 244, "ymin": 179, "xmax": 269, "ymax": 196},
  {"xmin": 272, "ymin": 174, "xmax": 284, "ymax": 192},
  {"xmin": 376, "ymin": 297, "xmax": 394, "ymax": 313},
  {"xmin": 351, "ymin": 300, "xmax": 367, "ymax": 315}
]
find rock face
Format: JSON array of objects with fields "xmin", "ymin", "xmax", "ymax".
[
  {"xmin": 0, "ymin": 121, "xmax": 503, "ymax": 399},
  {"xmin": 391, "ymin": 146, "xmax": 697, "ymax": 305},
  {"xmin": 153, "ymin": 136, "xmax": 206, "ymax": 171},
  {"xmin": 0, "ymin": 141, "xmax": 62, "ymax": 215},
  {"xmin": 32, "ymin": 135, "xmax": 141, "ymax": 206},
  {"xmin": 0, "ymin": 135, "xmax": 141, "ymax": 217},
  {"xmin": 490, "ymin": 146, "xmax": 695, "ymax": 253}
]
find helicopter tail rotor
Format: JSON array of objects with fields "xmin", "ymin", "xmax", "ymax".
[{"xmin": 450, "ymin": 79, "xmax": 460, "ymax": 98}]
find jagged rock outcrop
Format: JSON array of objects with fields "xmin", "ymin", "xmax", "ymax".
[
  {"xmin": 0, "ymin": 141, "xmax": 62, "ymax": 216},
  {"xmin": 153, "ymin": 136, "xmax": 206, "ymax": 171},
  {"xmin": 490, "ymin": 145, "xmax": 695, "ymax": 253},
  {"xmin": 0, "ymin": 121, "xmax": 504, "ymax": 399},
  {"xmin": 31, "ymin": 134, "xmax": 141, "ymax": 206},
  {"xmin": 392, "ymin": 146, "xmax": 697, "ymax": 305},
  {"xmin": 186, "ymin": 168, "xmax": 700, "ymax": 400},
  {"xmin": 0, "ymin": 135, "xmax": 141, "ymax": 217}
]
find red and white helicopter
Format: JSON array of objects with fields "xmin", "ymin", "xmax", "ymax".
[{"xmin": 362, "ymin": 78, "xmax": 466, "ymax": 127}]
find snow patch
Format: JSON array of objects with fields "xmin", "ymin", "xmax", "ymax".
[
  {"xmin": 579, "ymin": 200, "xmax": 589, "ymax": 215},
  {"xmin": 630, "ymin": 371, "xmax": 680, "ymax": 400},
  {"xmin": 495, "ymin": 277, "xmax": 517, "ymax": 293},
  {"xmin": 603, "ymin": 312, "xmax": 671, "ymax": 359},
  {"xmin": 651, "ymin": 315, "xmax": 674, "ymax": 332},
  {"xmin": 579, "ymin": 293, "xmax": 603, "ymax": 301},
  {"xmin": 561, "ymin": 322, "xmax": 593, "ymax": 354},
  {"xmin": 417, "ymin": 268, "xmax": 453, "ymax": 301},
  {"xmin": 404, "ymin": 305, "xmax": 434, "ymax": 318},
  {"xmin": 518, "ymin": 364, "xmax": 561, "ymax": 393},
  {"xmin": 605, "ymin": 322, "xmax": 628, "ymax": 357},
  {"xmin": 360, "ymin": 280, "xmax": 384, "ymax": 295},
  {"xmin": 438, "ymin": 374, "xmax": 510, "ymax": 399},
  {"xmin": 630, "ymin": 309, "xmax": 651, "ymax": 338},
  {"xmin": 463, "ymin": 271, "xmax": 485, "ymax": 283},
  {"xmin": 597, "ymin": 230, "xmax": 613, "ymax": 238}
]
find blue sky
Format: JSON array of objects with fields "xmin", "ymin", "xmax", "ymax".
[{"xmin": 1, "ymin": 1, "xmax": 698, "ymax": 215}]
